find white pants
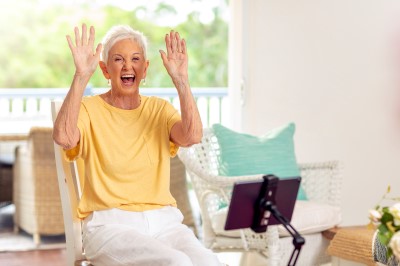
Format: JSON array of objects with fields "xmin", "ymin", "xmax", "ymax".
[{"xmin": 82, "ymin": 206, "xmax": 221, "ymax": 266}]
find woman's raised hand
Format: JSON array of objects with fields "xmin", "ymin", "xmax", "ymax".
[
  {"xmin": 159, "ymin": 31, "xmax": 189, "ymax": 82},
  {"xmin": 66, "ymin": 24, "xmax": 102, "ymax": 76}
]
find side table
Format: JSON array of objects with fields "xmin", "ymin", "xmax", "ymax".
[{"xmin": 323, "ymin": 225, "xmax": 376, "ymax": 266}]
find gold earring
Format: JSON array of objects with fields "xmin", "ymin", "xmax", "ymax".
[
  {"xmin": 107, "ymin": 79, "xmax": 111, "ymax": 86},
  {"xmin": 142, "ymin": 79, "xmax": 146, "ymax": 85}
]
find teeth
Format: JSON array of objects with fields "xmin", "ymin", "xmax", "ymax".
[{"xmin": 121, "ymin": 74, "xmax": 135, "ymax": 78}]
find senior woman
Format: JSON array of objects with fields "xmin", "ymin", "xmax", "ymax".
[{"xmin": 53, "ymin": 24, "xmax": 221, "ymax": 266}]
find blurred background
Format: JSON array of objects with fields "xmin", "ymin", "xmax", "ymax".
[{"xmin": 0, "ymin": 0, "xmax": 229, "ymax": 88}]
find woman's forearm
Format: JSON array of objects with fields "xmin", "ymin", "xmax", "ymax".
[
  {"xmin": 173, "ymin": 76, "xmax": 203, "ymax": 145},
  {"xmin": 53, "ymin": 73, "xmax": 90, "ymax": 149}
]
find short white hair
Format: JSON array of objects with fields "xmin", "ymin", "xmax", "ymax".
[{"xmin": 101, "ymin": 25, "xmax": 148, "ymax": 63}]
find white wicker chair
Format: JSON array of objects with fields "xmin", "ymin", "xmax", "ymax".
[{"xmin": 178, "ymin": 128, "xmax": 342, "ymax": 266}]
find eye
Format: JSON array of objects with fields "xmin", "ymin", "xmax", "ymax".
[{"xmin": 132, "ymin": 57, "xmax": 140, "ymax": 61}]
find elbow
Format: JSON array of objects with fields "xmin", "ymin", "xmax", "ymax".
[
  {"xmin": 52, "ymin": 127, "xmax": 77, "ymax": 150},
  {"xmin": 180, "ymin": 129, "xmax": 203, "ymax": 147}
]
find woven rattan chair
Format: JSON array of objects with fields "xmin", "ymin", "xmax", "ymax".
[
  {"xmin": 178, "ymin": 128, "xmax": 342, "ymax": 265},
  {"xmin": 13, "ymin": 126, "xmax": 64, "ymax": 245}
]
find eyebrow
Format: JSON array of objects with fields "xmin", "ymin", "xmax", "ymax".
[{"xmin": 112, "ymin": 53, "xmax": 142, "ymax": 57}]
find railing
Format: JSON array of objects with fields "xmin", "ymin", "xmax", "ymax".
[{"xmin": 0, "ymin": 87, "xmax": 230, "ymax": 131}]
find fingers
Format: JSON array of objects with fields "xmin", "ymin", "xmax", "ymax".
[
  {"xmin": 81, "ymin": 24, "xmax": 88, "ymax": 46},
  {"xmin": 72, "ymin": 24, "xmax": 94, "ymax": 47},
  {"xmin": 176, "ymin": 32, "xmax": 182, "ymax": 53},
  {"xmin": 166, "ymin": 30, "xmax": 185, "ymax": 54},
  {"xmin": 165, "ymin": 33, "xmax": 172, "ymax": 55},
  {"xmin": 95, "ymin": 43, "xmax": 103, "ymax": 58},
  {"xmin": 159, "ymin": 50, "xmax": 167, "ymax": 64},
  {"xmin": 170, "ymin": 31, "xmax": 177, "ymax": 52},
  {"xmin": 74, "ymin": 26, "xmax": 80, "ymax": 47},
  {"xmin": 180, "ymin": 38, "xmax": 187, "ymax": 54},
  {"xmin": 88, "ymin": 26, "xmax": 96, "ymax": 51},
  {"xmin": 66, "ymin": 35, "xmax": 74, "ymax": 51}
]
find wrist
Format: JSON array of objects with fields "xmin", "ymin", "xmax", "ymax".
[
  {"xmin": 171, "ymin": 75, "xmax": 189, "ymax": 87},
  {"xmin": 74, "ymin": 71, "xmax": 93, "ymax": 79}
]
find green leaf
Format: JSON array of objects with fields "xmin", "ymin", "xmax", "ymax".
[
  {"xmin": 387, "ymin": 247, "xmax": 393, "ymax": 260},
  {"xmin": 378, "ymin": 233, "xmax": 390, "ymax": 246},
  {"xmin": 381, "ymin": 212, "xmax": 394, "ymax": 224}
]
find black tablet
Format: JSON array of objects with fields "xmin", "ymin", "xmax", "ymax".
[{"xmin": 224, "ymin": 176, "xmax": 301, "ymax": 231}]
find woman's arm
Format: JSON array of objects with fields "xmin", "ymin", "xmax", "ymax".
[
  {"xmin": 159, "ymin": 31, "xmax": 203, "ymax": 147},
  {"xmin": 53, "ymin": 24, "xmax": 102, "ymax": 149}
]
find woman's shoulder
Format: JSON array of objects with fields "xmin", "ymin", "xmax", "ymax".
[
  {"xmin": 81, "ymin": 95, "xmax": 103, "ymax": 107},
  {"xmin": 143, "ymin": 95, "xmax": 171, "ymax": 107}
]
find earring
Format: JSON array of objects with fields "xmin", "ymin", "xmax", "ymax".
[
  {"xmin": 142, "ymin": 78, "xmax": 146, "ymax": 86},
  {"xmin": 107, "ymin": 79, "xmax": 111, "ymax": 86}
]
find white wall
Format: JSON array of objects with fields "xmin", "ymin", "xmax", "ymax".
[{"xmin": 230, "ymin": 0, "xmax": 400, "ymax": 226}]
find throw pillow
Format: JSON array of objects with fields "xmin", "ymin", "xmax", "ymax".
[{"xmin": 212, "ymin": 123, "xmax": 307, "ymax": 200}]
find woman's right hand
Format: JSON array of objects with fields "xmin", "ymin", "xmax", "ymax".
[{"xmin": 66, "ymin": 24, "xmax": 102, "ymax": 76}]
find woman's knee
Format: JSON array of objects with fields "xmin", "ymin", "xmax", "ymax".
[{"xmin": 159, "ymin": 250, "xmax": 193, "ymax": 266}]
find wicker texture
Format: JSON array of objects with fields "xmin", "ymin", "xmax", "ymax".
[
  {"xmin": 13, "ymin": 127, "xmax": 64, "ymax": 244},
  {"xmin": 0, "ymin": 162, "xmax": 12, "ymax": 203},
  {"xmin": 328, "ymin": 226, "xmax": 375, "ymax": 265},
  {"xmin": 178, "ymin": 128, "xmax": 342, "ymax": 264},
  {"xmin": 373, "ymin": 230, "xmax": 400, "ymax": 266},
  {"xmin": 170, "ymin": 156, "xmax": 198, "ymax": 236}
]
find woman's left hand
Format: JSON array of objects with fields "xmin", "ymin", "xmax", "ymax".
[{"xmin": 159, "ymin": 31, "xmax": 189, "ymax": 82}]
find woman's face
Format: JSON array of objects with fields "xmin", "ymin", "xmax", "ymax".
[{"xmin": 100, "ymin": 38, "xmax": 149, "ymax": 93}]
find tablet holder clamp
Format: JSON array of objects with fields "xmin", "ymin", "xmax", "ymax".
[{"xmin": 251, "ymin": 175, "xmax": 305, "ymax": 266}]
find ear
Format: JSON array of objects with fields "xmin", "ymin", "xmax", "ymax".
[
  {"xmin": 143, "ymin": 60, "xmax": 150, "ymax": 79},
  {"xmin": 99, "ymin": 61, "xmax": 110, "ymax": 79}
]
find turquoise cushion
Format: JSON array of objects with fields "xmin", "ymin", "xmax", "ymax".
[{"xmin": 212, "ymin": 123, "xmax": 307, "ymax": 200}]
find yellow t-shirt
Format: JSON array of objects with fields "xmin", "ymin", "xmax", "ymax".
[{"xmin": 65, "ymin": 95, "xmax": 181, "ymax": 219}]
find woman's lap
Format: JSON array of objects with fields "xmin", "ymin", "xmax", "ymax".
[{"xmin": 82, "ymin": 207, "xmax": 220, "ymax": 266}]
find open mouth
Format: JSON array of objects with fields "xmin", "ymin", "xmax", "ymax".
[{"xmin": 121, "ymin": 74, "xmax": 135, "ymax": 86}]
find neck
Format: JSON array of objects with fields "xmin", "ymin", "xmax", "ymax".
[{"xmin": 104, "ymin": 90, "xmax": 141, "ymax": 110}]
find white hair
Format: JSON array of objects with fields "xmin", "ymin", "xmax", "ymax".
[{"xmin": 101, "ymin": 25, "xmax": 148, "ymax": 63}]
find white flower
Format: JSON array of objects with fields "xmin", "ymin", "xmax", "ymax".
[
  {"xmin": 390, "ymin": 203, "xmax": 400, "ymax": 226},
  {"xmin": 369, "ymin": 209, "xmax": 382, "ymax": 223},
  {"xmin": 389, "ymin": 231, "xmax": 400, "ymax": 260}
]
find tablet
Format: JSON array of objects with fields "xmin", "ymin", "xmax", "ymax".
[{"xmin": 224, "ymin": 176, "xmax": 301, "ymax": 231}]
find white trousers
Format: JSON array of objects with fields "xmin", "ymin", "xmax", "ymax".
[{"xmin": 82, "ymin": 206, "xmax": 221, "ymax": 266}]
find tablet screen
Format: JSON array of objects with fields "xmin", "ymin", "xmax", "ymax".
[{"xmin": 224, "ymin": 176, "xmax": 301, "ymax": 231}]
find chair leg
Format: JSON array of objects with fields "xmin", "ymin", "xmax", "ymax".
[
  {"xmin": 240, "ymin": 252, "xmax": 268, "ymax": 266},
  {"xmin": 239, "ymin": 252, "xmax": 249, "ymax": 266},
  {"xmin": 33, "ymin": 233, "xmax": 41, "ymax": 246},
  {"xmin": 75, "ymin": 260, "xmax": 92, "ymax": 266}
]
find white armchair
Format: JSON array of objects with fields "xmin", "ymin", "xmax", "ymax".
[{"xmin": 178, "ymin": 128, "xmax": 342, "ymax": 266}]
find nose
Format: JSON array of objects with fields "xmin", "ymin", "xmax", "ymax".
[{"xmin": 122, "ymin": 60, "xmax": 133, "ymax": 70}]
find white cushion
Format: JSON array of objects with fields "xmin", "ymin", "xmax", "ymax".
[
  {"xmin": 210, "ymin": 200, "xmax": 341, "ymax": 237},
  {"xmin": 278, "ymin": 200, "xmax": 341, "ymax": 236}
]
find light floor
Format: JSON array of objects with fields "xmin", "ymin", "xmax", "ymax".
[{"xmin": 216, "ymin": 253, "xmax": 335, "ymax": 266}]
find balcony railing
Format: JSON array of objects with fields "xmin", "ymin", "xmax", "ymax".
[{"xmin": 0, "ymin": 87, "xmax": 229, "ymax": 134}]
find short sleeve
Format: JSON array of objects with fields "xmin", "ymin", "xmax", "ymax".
[{"xmin": 164, "ymin": 102, "xmax": 181, "ymax": 157}]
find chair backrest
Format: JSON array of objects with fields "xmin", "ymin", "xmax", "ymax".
[
  {"xmin": 51, "ymin": 100, "xmax": 86, "ymax": 266},
  {"xmin": 179, "ymin": 127, "xmax": 342, "ymax": 250}
]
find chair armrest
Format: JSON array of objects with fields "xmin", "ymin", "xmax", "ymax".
[{"xmin": 299, "ymin": 161, "xmax": 342, "ymax": 207}]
